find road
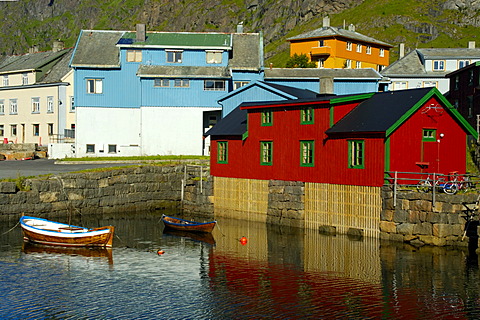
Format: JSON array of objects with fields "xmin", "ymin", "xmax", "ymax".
[{"xmin": 0, "ymin": 159, "xmax": 136, "ymax": 180}]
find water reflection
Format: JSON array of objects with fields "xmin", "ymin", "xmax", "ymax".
[{"xmin": 0, "ymin": 211, "xmax": 479, "ymax": 319}]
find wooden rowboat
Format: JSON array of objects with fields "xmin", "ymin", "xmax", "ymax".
[
  {"xmin": 161, "ymin": 214, "xmax": 216, "ymax": 233},
  {"xmin": 20, "ymin": 216, "xmax": 115, "ymax": 248}
]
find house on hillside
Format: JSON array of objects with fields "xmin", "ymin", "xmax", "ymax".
[
  {"xmin": 446, "ymin": 61, "xmax": 480, "ymax": 129},
  {"xmin": 381, "ymin": 42, "xmax": 480, "ymax": 94},
  {"xmin": 287, "ymin": 17, "xmax": 392, "ymax": 71},
  {"xmin": 70, "ymin": 24, "xmax": 263, "ymax": 157},
  {"xmin": 207, "ymin": 87, "xmax": 476, "ymax": 187},
  {"xmin": 0, "ymin": 44, "xmax": 74, "ymax": 146}
]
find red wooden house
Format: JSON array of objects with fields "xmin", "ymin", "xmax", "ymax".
[{"xmin": 206, "ymin": 87, "xmax": 477, "ymax": 187}]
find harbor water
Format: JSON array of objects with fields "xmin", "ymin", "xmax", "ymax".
[{"xmin": 1, "ymin": 211, "xmax": 479, "ymax": 319}]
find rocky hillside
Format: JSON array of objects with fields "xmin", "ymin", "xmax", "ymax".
[{"xmin": 1, "ymin": 0, "xmax": 480, "ymax": 66}]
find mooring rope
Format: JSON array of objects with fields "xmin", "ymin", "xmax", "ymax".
[{"xmin": 0, "ymin": 220, "xmax": 20, "ymax": 236}]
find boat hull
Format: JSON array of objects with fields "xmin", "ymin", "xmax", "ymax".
[
  {"xmin": 161, "ymin": 215, "xmax": 216, "ymax": 233},
  {"xmin": 20, "ymin": 216, "xmax": 115, "ymax": 248}
]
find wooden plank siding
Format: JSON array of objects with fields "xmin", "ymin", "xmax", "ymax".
[{"xmin": 305, "ymin": 183, "xmax": 382, "ymax": 238}]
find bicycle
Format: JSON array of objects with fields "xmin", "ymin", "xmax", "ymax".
[
  {"xmin": 443, "ymin": 174, "xmax": 473, "ymax": 194},
  {"xmin": 416, "ymin": 174, "xmax": 444, "ymax": 193}
]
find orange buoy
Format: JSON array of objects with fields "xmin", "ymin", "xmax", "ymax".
[
  {"xmin": 157, "ymin": 249, "xmax": 165, "ymax": 255},
  {"xmin": 240, "ymin": 236, "xmax": 248, "ymax": 245}
]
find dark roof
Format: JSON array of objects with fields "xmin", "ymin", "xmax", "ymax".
[
  {"xmin": 229, "ymin": 33, "xmax": 263, "ymax": 70},
  {"xmin": 204, "ymin": 106, "xmax": 247, "ymax": 137},
  {"xmin": 40, "ymin": 49, "xmax": 73, "ymax": 83},
  {"xmin": 70, "ymin": 30, "xmax": 124, "ymax": 67},
  {"xmin": 119, "ymin": 32, "xmax": 232, "ymax": 49},
  {"xmin": 258, "ymin": 81, "xmax": 318, "ymax": 99},
  {"xmin": 0, "ymin": 49, "xmax": 70, "ymax": 73},
  {"xmin": 326, "ymin": 87, "xmax": 434, "ymax": 134},
  {"xmin": 265, "ymin": 68, "xmax": 382, "ymax": 79},
  {"xmin": 287, "ymin": 26, "xmax": 392, "ymax": 48},
  {"xmin": 137, "ymin": 65, "xmax": 230, "ymax": 78}
]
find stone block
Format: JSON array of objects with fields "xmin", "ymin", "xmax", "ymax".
[
  {"xmin": 318, "ymin": 225, "xmax": 336, "ymax": 235},
  {"xmin": 39, "ymin": 192, "xmax": 59, "ymax": 203},
  {"xmin": 379, "ymin": 221, "xmax": 396, "ymax": 233},
  {"xmin": 418, "ymin": 235, "xmax": 446, "ymax": 246},
  {"xmin": 397, "ymin": 223, "xmax": 414, "ymax": 235},
  {"xmin": 0, "ymin": 182, "xmax": 16, "ymax": 193},
  {"xmin": 381, "ymin": 209, "xmax": 394, "ymax": 221},
  {"xmin": 411, "ymin": 200, "xmax": 432, "ymax": 212},
  {"xmin": 393, "ymin": 209, "xmax": 409, "ymax": 223},
  {"xmin": 432, "ymin": 224, "xmax": 452, "ymax": 238},
  {"xmin": 413, "ymin": 222, "xmax": 433, "ymax": 235}
]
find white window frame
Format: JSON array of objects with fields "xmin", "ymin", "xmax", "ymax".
[
  {"xmin": 86, "ymin": 144, "xmax": 95, "ymax": 153},
  {"xmin": 2, "ymin": 75, "xmax": 8, "ymax": 87},
  {"xmin": 154, "ymin": 78, "xmax": 170, "ymax": 87},
  {"xmin": 126, "ymin": 49, "xmax": 142, "ymax": 62},
  {"xmin": 458, "ymin": 60, "xmax": 470, "ymax": 69},
  {"xmin": 206, "ymin": 50, "xmax": 223, "ymax": 64},
  {"xmin": 234, "ymin": 81, "xmax": 249, "ymax": 90},
  {"xmin": 0, "ymin": 99, "xmax": 4, "ymax": 115},
  {"xmin": 346, "ymin": 41, "xmax": 352, "ymax": 51},
  {"xmin": 174, "ymin": 79, "xmax": 189, "ymax": 87},
  {"xmin": 22, "ymin": 73, "xmax": 28, "ymax": 85},
  {"xmin": 379, "ymin": 48, "xmax": 385, "ymax": 57},
  {"xmin": 166, "ymin": 50, "xmax": 183, "ymax": 63},
  {"xmin": 393, "ymin": 81, "xmax": 408, "ymax": 90},
  {"xmin": 422, "ymin": 81, "xmax": 438, "ymax": 88},
  {"xmin": 356, "ymin": 44, "xmax": 362, "ymax": 53},
  {"xmin": 204, "ymin": 80, "xmax": 226, "ymax": 91},
  {"xmin": 11, "ymin": 124, "xmax": 16, "ymax": 136},
  {"xmin": 366, "ymin": 45, "xmax": 372, "ymax": 55},
  {"xmin": 345, "ymin": 59, "xmax": 352, "ymax": 68},
  {"xmin": 86, "ymin": 78, "xmax": 103, "ymax": 94},
  {"xmin": 356, "ymin": 61, "xmax": 361, "ymax": 69},
  {"xmin": 70, "ymin": 96, "xmax": 75, "ymax": 112},
  {"xmin": 9, "ymin": 99, "xmax": 17, "ymax": 114},
  {"xmin": 31, "ymin": 97, "xmax": 40, "ymax": 113},
  {"xmin": 47, "ymin": 96, "xmax": 54, "ymax": 113},
  {"xmin": 433, "ymin": 60, "xmax": 445, "ymax": 71},
  {"xmin": 33, "ymin": 124, "xmax": 40, "ymax": 136}
]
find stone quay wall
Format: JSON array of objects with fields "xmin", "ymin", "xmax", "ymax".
[{"xmin": 0, "ymin": 164, "xmax": 212, "ymax": 222}]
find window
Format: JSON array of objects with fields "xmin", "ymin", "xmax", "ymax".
[
  {"xmin": 348, "ymin": 140, "xmax": 364, "ymax": 169},
  {"xmin": 206, "ymin": 51, "xmax": 222, "ymax": 64},
  {"xmin": 433, "ymin": 60, "xmax": 445, "ymax": 71},
  {"xmin": 2, "ymin": 75, "xmax": 8, "ymax": 86},
  {"xmin": 366, "ymin": 46, "xmax": 372, "ymax": 54},
  {"xmin": 174, "ymin": 79, "xmax": 189, "ymax": 87},
  {"xmin": 86, "ymin": 144, "xmax": 95, "ymax": 153},
  {"xmin": 48, "ymin": 123, "xmax": 54, "ymax": 136},
  {"xmin": 345, "ymin": 59, "xmax": 352, "ymax": 68},
  {"xmin": 166, "ymin": 50, "xmax": 182, "ymax": 63},
  {"xmin": 346, "ymin": 41, "xmax": 352, "ymax": 51},
  {"xmin": 301, "ymin": 107, "xmax": 314, "ymax": 124},
  {"xmin": 422, "ymin": 129, "xmax": 436, "ymax": 142},
  {"xmin": 47, "ymin": 96, "xmax": 54, "ymax": 113},
  {"xmin": 356, "ymin": 61, "xmax": 361, "ymax": 69},
  {"xmin": 108, "ymin": 144, "xmax": 117, "ymax": 153},
  {"xmin": 377, "ymin": 65, "xmax": 385, "ymax": 72},
  {"xmin": 300, "ymin": 140, "xmax": 314, "ymax": 167},
  {"xmin": 234, "ymin": 81, "xmax": 249, "ymax": 90},
  {"xmin": 261, "ymin": 109, "xmax": 273, "ymax": 126},
  {"xmin": 33, "ymin": 124, "xmax": 39, "ymax": 136},
  {"xmin": 22, "ymin": 73, "xmax": 28, "ymax": 85},
  {"xmin": 70, "ymin": 96, "xmax": 75, "ymax": 112},
  {"xmin": 217, "ymin": 141, "xmax": 228, "ymax": 164},
  {"xmin": 0, "ymin": 99, "xmax": 4, "ymax": 114},
  {"xmin": 0, "ymin": 125, "xmax": 4, "ymax": 136},
  {"xmin": 260, "ymin": 141, "xmax": 273, "ymax": 165},
  {"xmin": 454, "ymin": 76, "xmax": 460, "ymax": 90},
  {"xmin": 379, "ymin": 48, "xmax": 385, "ymax": 57},
  {"xmin": 459, "ymin": 60, "xmax": 470, "ymax": 69},
  {"xmin": 318, "ymin": 40, "xmax": 324, "ymax": 47},
  {"xmin": 356, "ymin": 44, "xmax": 362, "ymax": 53},
  {"xmin": 9, "ymin": 99, "xmax": 17, "ymax": 114},
  {"xmin": 393, "ymin": 81, "xmax": 407, "ymax": 90},
  {"xmin": 318, "ymin": 58, "xmax": 325, "ymax": 68},
  {"xmin": 422, "ymin": 81, "xmax": 437, "ymax": 88},
  {"xmin": 11, "ymin": 124, "xmax": 16, "ymax": 136},
  {"xmin": 154, "ymin": 78, "xmax": 170, "ymax": 87},
  {"xmin": 126, "ymin": 50, "xmax": 142, "ymax": 62},
  {"xmin": 87, "ymin": 78, "xmax": 103, "ymax": 94},
  {"xmin": 204, "ymin": 80, "xmax": 225, "ymax": 91},
  {"xmin": 31, "ymin": 97, "xmax": 40, "ymax": 113},
  {"xmin": 469, "ymin": 70, "xmax": 474, "ymax": 86}
]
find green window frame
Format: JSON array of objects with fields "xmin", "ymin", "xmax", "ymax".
[
  {"xmin": 301, "ymin": 107, "xmax": 314, "ymax": 124},
  {"xmin": 300, "ymin": 140, "xmax": 314, "ymax": 167},
  {"xmin": 261, "ymin": 109, "xmax": 273, "ymax": 126},
  {"xmin": 217, "ymin": 141, "xmax": 228, "ymax": 164},
  {"xmin": 260, "ymin": 141, "xmax": 273, "ymax": 165},
  {"xmin": 422, "ymin": 129, "xmax": 436, "ymax": 142},
  {"xmin": 348, "ymin": 140, "xmax": 364, "ymax": 169}
]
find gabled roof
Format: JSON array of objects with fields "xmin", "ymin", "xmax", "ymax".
[
  {"xmin": 287, "ymin": 26, "xmax": 392, "ymax": 48},
  {"xmin": 70, "ymin": 30, "xmax": 125, "ymax": 68},
  {"xmin": 381, "ymin": 50, "xmax": 426, "ymax": 76},
  {"xmin": 265, "ymin": 68, "xmax": 383, "ymax": 79},
  {"xmin": 204, "ymin": 106, "xmax": 247, "ymax": 137},
  {"xmin": 229, "ymin": 33, "xmax": 263, "ymax": 70},
  {"xmin": 40, "ymin": 49, "xmax": 73, "ymax": 83},
  {"xmin": 118, "ymin": 32, "xmax": 232, "ymax": 49},
  {"xmin": 326, "ymin": 87, "xmax": 477, "ymax": 138},
  {"xmin": 137, "ymin": 65, "xmax": 230, "ymax": 78},
  {"xmin": 0, "ymin": 49, "xmax": 70, "ymax": 74}
]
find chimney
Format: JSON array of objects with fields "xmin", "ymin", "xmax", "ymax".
[
  {"xmin": 399, "ymin": 43, "xmax": 405, "ymax": 58},
  {"xmin": 348, "ymin": 24, "xmax": 355, "ymax": 32},
  {"xmin": 52, "ymin": 40, "xmax": 64, "ymax": 52},
  {"xmin": 237, "ymin": 22, "xmax": 244, "ymax": 33},
  {"xmin": 323, "ymin": 16, "xmax": 330, "ymax": 28},
  {"xmin": 320, "ymin": 77, "xmax": 334, "ymax": 95},
  {"xmin": 136, "ymin": 24, "xmax": 146, "ymax": 42},
  {"xmin": 29, "ymin": 45, "xmax": 39, "ymax": 54},
  {"xmin": 469, "ymin": 41, "xmax": 475, "ymax": 49}
]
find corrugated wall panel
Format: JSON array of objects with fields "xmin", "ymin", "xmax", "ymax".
[{"xmin": 304, "ymin": 183, "xmax": 382, "ymax": 238}]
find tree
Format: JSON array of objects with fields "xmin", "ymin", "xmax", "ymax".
[{"xmin": 285, "ymin": 53, "xmax": 317, "ymax": 68}]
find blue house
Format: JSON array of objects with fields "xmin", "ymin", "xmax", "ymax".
[{"xmin": 70, "ymin": 24, "xmax": 263, "ymax": 156}]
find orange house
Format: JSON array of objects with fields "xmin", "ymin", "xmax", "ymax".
[{"xmin": 287, "ymin": 17, "xmax": 392, "ymax": 71}]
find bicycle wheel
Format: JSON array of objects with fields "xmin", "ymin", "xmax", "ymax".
[
  {"xmin": 417, "ymin": 180, "xmax": 431, "ymax": 193},
  {"xmin": 443, "ymin": 182, "xmax": 458, "ymax": 194}
]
